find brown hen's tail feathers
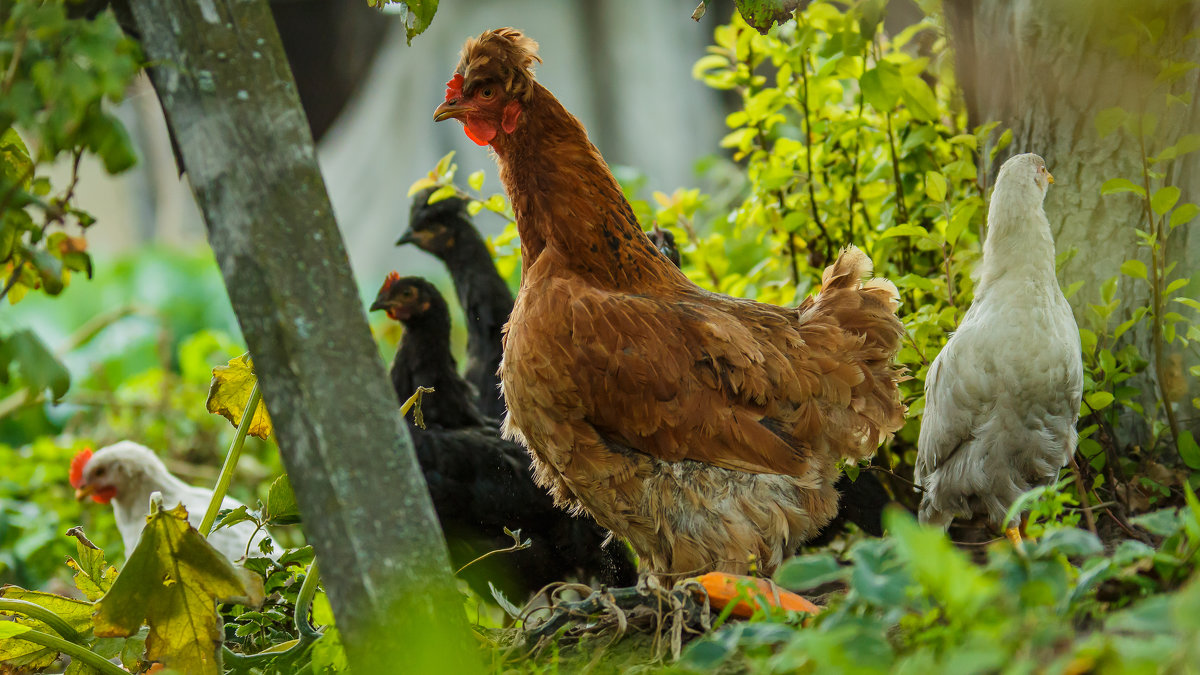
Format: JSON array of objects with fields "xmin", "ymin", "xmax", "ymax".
[{"xmin": 802, "ymin": 246, "xmax": 906, "ymax": 457}]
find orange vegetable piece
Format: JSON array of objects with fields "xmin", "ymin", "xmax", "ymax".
[{"xmin": 690, "ymin": 572, "xmax": 820, "ymax": 618}]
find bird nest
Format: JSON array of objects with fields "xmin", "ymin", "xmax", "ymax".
[{"xmin": 484, "ymin": 580, "xmax": 715, "ymax": 670}]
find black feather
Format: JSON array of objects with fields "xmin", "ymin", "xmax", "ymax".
[
  {"xmin": 399, "ymin": 188, "xmax": 514, "ymax": 419},
  {"xmin": 372, "ymin": 274, "xmax": 636, "ymax": 600}
]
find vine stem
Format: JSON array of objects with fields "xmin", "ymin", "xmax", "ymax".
[
  {"xmin": 0, "ymin": 599, "xmax": 81, "ymax": 643},
  {"xmin": 200, "ymin": 379, "xmax": 262, "ymax": 536},
  {"xmin": 1066, "ymin": 452, "xmax": 1099, "ymax": 535},
  {"xmin": 4, "ymin": 628, "xmax": 127, "ymax": 675}
]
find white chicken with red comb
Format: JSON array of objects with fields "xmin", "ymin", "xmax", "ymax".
[{"xmin": 70, "ymin": 441, "xmax": 271, "ymax": 563}]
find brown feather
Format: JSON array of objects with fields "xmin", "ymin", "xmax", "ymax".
[{"xmin": 452, "ymin": 28, "xmax": 906, "ymax": 580}]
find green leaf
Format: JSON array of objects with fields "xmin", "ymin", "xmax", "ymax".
[
  {"xmin": 1179, "ymin": 430, "xmax": 1200, "ymax": 470},
  {"xmin": 467, "ymin": 170, "xmax": 484, "ymax": 192},
  {"xmin": 1120, "ymin": 259, "xmax": 1147, "ymax": 280},
  {"xmin": 880, "ymin": 223, "xmax": 930, "ymax": 239},
  {"xmin": 390, "ymin": 0, "xmax": 439, "ymax": 44},
  {"xmin": 1086, "ymin": 391, "xmax": 1115, "ymax": 411},
  {"xmin": 1094, "ymin": 107, "xmax": 1127, "ymax": 138},
  {"xmin": 900, "ymin": 76, "xmax": 938, "ymax": 121},
  {"xmin": 0, "ymin": 622, "xmax": 30, "ymax": 639},
  {"xmin": 1170, "ymin": 203, "xmax": 1199, "ymax": 229},
  {"xmin": 1100, "ymin": 178, "xmax": 1146, "ymax": 197},
  {"xmin": 94, "ymin": 501, "xmax": 264, "ymax": 675},
  {"xmin": 265, "ymin": 475, "xmax": 301, "ymax": 526},
  {"xmin": 989, "ymin": 129, "xmax": 1012, "ymax": 162},
  {"xmin": 860, "ymin": 62, "xmax": 903, "ymax": 111},
  {"xmin": 0, "ymin": 127, "xmax": 33, "ymax": 186},
  {"xmin": 1151, "ymin": 185, "xmax": 1181, "ymax": 215},
  {"xmin": 212, "ymin": 504, "xmax": 256, "ymax": 533},
  {"xmin": 775, "ymin": 553, "xmax": 849, "ymax": 591},
  {"xmin": 925, "ymin": 170, "xmax": 947, "ymax": 203},
  {"xmin": 1150, "ymin": 133, "xmax": 1200, "ymax": 163},
  {"xmin": 2, "ymin": 329, "xmax": 70, "ymax": 401}
]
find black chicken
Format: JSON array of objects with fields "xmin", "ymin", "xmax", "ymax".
[
  {"xmin": 370, "ymin": 274, "xmax": 637, "ymax": 601},
  {"xmin": 370, "ymin": 271, "xmax": 493, "ymax": 429},
  {"xmin": 397, "ymin": 188, "xmax": 513, "ymax": 420}
]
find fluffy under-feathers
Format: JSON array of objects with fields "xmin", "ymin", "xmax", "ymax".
[
  {"xmin": 915, "ymin": 153, "xmax": 1082, "ymax": 528},
  {"xmin": 437, "ymin": 29, "xmax": 906, "ymax": 579},
  {"xmin": 71, "ymin": 441, "xmax": 270, "ymax": 562}
]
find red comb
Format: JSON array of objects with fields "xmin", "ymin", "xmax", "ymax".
[
  {"xmin": 69, "ymin": 448, "xmax": 93, "ymax": 488},
  {"xmin": 385, "ymin": 271, "xmax": 401, "ymax": 285},
  {"xmin": 445, "ymin": 73, "xmax": 464, "ymax": 102}
]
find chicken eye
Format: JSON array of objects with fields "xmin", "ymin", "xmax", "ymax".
[
  {"xmin": 95, "ymin": 466, "xmax": 106, "ymax": 476},
  {"xmin": 480, "ymin": 86, "xmax": 495, "ymax": 100}
]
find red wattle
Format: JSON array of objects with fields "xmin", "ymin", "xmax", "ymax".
[{"xmin": 463, "ymin": 119, "xmax": 496, "ymax": 146}]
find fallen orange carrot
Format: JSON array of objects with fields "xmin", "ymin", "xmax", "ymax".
[{"xmin": 690, "ymin": 572, "xmax": 820, "ymax": 617}]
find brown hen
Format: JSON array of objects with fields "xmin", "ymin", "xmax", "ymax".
[{"xmin": 434, "ymin": 28, "xmax": 906, "ymax": 580}]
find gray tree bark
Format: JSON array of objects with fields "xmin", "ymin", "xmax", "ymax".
[
  {"xmin": 119, "ymin": 0, "xmax": 479, "ymax": 672},
  {"xmin": 946, "ymin": 0, "xmax": 1200, "ymax": 441}
]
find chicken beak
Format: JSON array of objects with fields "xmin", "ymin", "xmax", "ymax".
[
  {"xmin": 395, "ymin": 229, "xmax": 415, "ymax": 246},
  {"xmin": 434, "ymin": 101, "xmax": 471, "ymax": 123},
  {"xmin": 369, "ymin": 298, "xmax": 389, "ymax": 312},
  {"xmin": 74, "ymin": 484, "xmax": 95, "ymax": 501},
  {"xmin": 1046, "ymin": 171, "xmax": 1055, "ymax": 184}
]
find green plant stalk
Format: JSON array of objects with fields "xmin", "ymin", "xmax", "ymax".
[
  {"xmin": 6, "ymin": 628, "xmax": 127, "ymax": 675},
  {"xmin": 0, "ymin": 599, "xmax": 82, "ymax": 643},
  {"xmin": 1137, "ymin": 132, "xmax": 1183, "ymax": 450},
  {"xmin": 200, "ymin": 379, "xmax": 262, "ymax": 537}
]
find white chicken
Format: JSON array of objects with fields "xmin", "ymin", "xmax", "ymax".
[
  {"xmin": 70, "ymin": 440, "xmax": 272, "ymax": 563},
  {"xmin": 915, "ymin": 153, "xmax": 1083, "ymax": 542}
]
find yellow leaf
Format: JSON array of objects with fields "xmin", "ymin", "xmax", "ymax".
[
  {"xmin": 94, "ymin": 502, "xmax": 263, "ymax": 675},
  {"xmin": 0, "ymin": 588, "xmax": 94, "ymax": 671},
  {"xmin": 66, "ymin": 527, "xmax": 118, "ymax": 602},
  {"xmin": 406, "ymin": 176, "xmax": 438, "ymax": 197},
  {"xmin": 206, "ymin": 353, "xmax": 272, "ymax": 439}
]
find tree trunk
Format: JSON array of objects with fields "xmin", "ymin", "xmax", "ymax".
[
  {"xmin": 946, "ymin": 0, "xmax": 1200, "ymax": 442},
  {"xmin": 118, "ymin": 1, "xmax": 479, "ymax": 672}
]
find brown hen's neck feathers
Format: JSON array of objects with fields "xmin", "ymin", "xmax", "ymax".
[{"xmin": 491, "ymin": 82, "xmax": 679, "ymax": 291}]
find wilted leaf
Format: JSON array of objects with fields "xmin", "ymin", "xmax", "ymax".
[
  {"xmin": 94, "ymin": 502, "xmax": 263, "ymax": 675},
  {"xmin": 735, "ymin": 0, "xmax": 797, "ymax": 34},
  {"xmin": 206, "ymin": 352, "xmax": 272, "ymax": 438},
  {"xmin": 66, "ymin": 528, "xmax": 118, "ymax": 601}
]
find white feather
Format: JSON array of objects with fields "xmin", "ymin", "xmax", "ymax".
[
  {"xmin": 81, "ymin": 440, "xmax": 273, "ymax": 563},
  {"xmin": 915, "ymin": 153, "xmax": 1083, "ymax": 528}
]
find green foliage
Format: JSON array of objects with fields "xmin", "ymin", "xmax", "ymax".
[
  {"xmin": 365, "ymin": 0, "xmax": 438, "ymax": 44},
  {"xmin": 679, "ymin": 496, "xmax": 1200, "ymax": 674},
  {"xmin": 0, "ymin": 0, "xmax": 140, "ymax": 416}
]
